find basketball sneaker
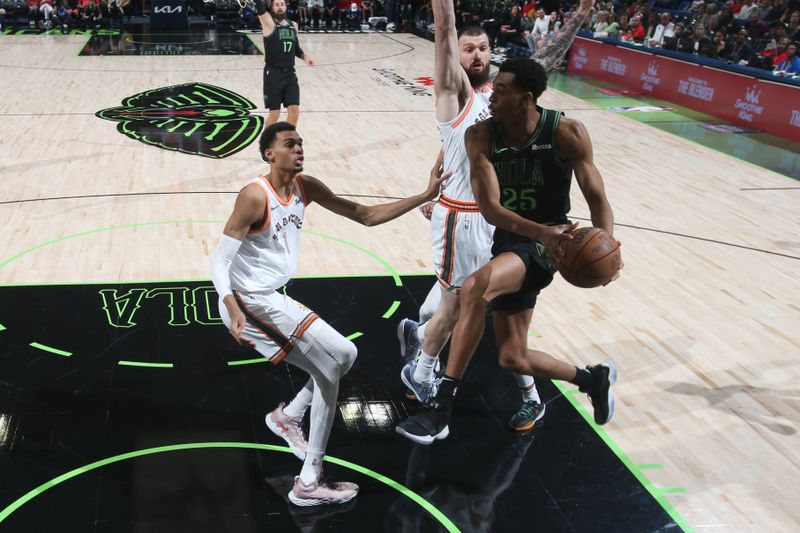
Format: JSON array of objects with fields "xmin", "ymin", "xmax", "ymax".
[
  {"xmin": 266, "ymin": 402, "xmax": 308, "ymax": 460},
  {"xmin": 401, "ymin": 361, "xmax": 439, "ymax": 404},
  {"xmin": 395, "ymin": 403, "xmax": 450, "ymax": 445},
  {"xmin": 507, "ymin": 400, "xmax": 546, "ymax": 432},
  {"xmin": 580, "ymin": 362, "xmax": 618, "ymax": 425},
  {"xmin": 288, "ymin": 475, "xmax": 359, "ymax": 507},
  {"xmin": 397, "ymin": 318, "xmax": 422, "ymax": 364}
]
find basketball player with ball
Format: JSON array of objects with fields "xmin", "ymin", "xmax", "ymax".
[{"xmin": 397, "ymin": 57, "xmax": 622, "ymax": 444}]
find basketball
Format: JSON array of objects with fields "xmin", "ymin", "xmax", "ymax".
[{"xmin": 559, "ymin": 227, "xmax": 622, "ymax": 288}]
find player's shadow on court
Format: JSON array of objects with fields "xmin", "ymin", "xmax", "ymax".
[{"xmin": 662, "ymin": 381, "xmax": 798, "ymax": 435}]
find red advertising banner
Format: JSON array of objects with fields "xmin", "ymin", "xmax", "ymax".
[{"xmin": 568, "ymin": 37, "xmax": 800, "ymax": 142}]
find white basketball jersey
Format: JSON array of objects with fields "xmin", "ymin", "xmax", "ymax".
[
  {"xmin": 436, "ymin": 86, "xmax": 492, "ymax": 202},
  {"xmin": 229, "ymin": 176, "xmax": 307, "ymax": 292}
]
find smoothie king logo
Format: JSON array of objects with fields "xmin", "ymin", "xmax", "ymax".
[
  {"xmin": 573, "ymin": 45, "xmax": 589, "ymax": 70},
  {"xmin": 639, "ymin": 60, "xmax": 661, "ymax": 92},
  {"xmin": 734, "ymin": 84, "xmax": 764, "ymax": 122}
]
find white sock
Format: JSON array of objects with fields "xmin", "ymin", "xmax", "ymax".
[
  {"xmin": 514, "ymin": 374, "xmax": 541, "ymax": 403},
  {"xmin": 284, "ymin": 381, "xmax": 313, "ymax": 418},
  {"xmin": 299, "ymin": 449, "xmax": 325, "ymax": 484},
  {"xmin": 414, "ymin": 352, "xmax": 437, "ymax": 383},
  {"xmin": 415, "ymin": 321, "xmax": 428, "ymax": 343}
]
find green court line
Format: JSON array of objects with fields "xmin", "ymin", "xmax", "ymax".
[
  {"xmin": 0, "ymin": 442, "xmax": 459, "ymax": 531},
  {"xmin": 305, "ymin": 230, "xmax": 403, "ymax": 287},
  {"xmin": 0, "ymin": 323, "xmax": 5, "ymax": 332},
  {"xmin": 552, "ymin": 381, "xmax": 692, "ymax": 533},
  {"xmin": 29, "ymin": 342, "xmax": 72, "ymax": 357},
  {"xmin": 0, "ymin": 222, "xmax": 402, "ymax": 288},
  {"xmin": 527, "ymin": 331, "xmax": 541, "ymax": 337},
  {"xmin": 382, "ymin": 300, "xmax": 401, "ymax": 319},
  {"xmin": 656, "ymin": 487, "xmax": 687, "ymax": 495},
  {"xmin": 346, "ymin": 332, "xmax": 364, "ymax": 340},
  {"xmin": 117, "ymin": 361, "xmax": 174, "ymax": 368},
  {"xmin": 226, "ymin": 357, "xmax": 267, "ymax": 367}
]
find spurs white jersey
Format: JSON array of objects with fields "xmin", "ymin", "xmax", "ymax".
[
  {"xmin": 436, "ymin": 86, "xmax": 492, "ymax": 203},
  {"xmin": 229, "ymin": 176, "xmax": 308, "ymax": 293}
]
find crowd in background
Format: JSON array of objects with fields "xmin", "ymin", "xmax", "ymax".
[{"xmin": 1, "ymin": 0, "xmax": 798, "ymax": 75}]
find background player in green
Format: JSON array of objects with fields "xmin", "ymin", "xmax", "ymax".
[
  {"xmin": 253, "ymin": 0, "xmax": 315, "ymax": 126},
  {"xmin": 397, "ymin": 57, "xmax": 621, "ymax": 444}
]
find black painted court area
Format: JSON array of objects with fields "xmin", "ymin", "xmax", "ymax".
[{"xmin": 0, "ymin": 276, "xmax": 677, "ymax": 532}]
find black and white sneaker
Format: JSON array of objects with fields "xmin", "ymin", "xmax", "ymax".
[
  {"xmin": 582, "ymin": 362, "xmax": 618, "ymax": 425},
  {"xmin": 395, "ymin": 405, "xmax": 450, "ymax": 445}
]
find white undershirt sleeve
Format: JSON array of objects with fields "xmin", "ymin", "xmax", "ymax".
[{"xmin": 210, "ymin": 234, "xmax": 243, "ymax": 300}]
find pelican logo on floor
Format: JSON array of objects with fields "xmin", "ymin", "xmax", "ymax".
[{"xmin": 96, "ymin": 82, "xmax": 263, "ymax": 158}]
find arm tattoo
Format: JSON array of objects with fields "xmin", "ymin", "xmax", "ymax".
[{"xmin": 531, "ymin": 9, "xmax": 592, "ymax": 72}]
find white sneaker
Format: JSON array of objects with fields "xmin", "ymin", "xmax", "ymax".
[
  {"xmin": 266, "ymin": 402, "xmax": 308, "ymax": 460},
  {"xmin": 288, "ymin": 475, "xmax": 359, "ymax": 507}
]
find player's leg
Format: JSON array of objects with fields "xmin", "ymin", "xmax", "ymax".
[
  {"xmin": 492, "ymin": 308, "xmax": 546, "ymax": 431},
  {"xmin": 265, "ymin": 378, "xmax": 314, "ymax": 460},
  {"xmin": 401, "ymin": 286, "xmax": 458, "ymax": 403},
  {"xmin": 285, "ymin": 74, "xmax": 301, "ymax": 125},
  {"xmin": 264, "ymin": 68, "xmax": 283, "ymax": 125},
  {"xmin": 395, "ymin": 252, "xmax": 527, "ymax": 444},
  {"xmin": 284, "ymin": 318, "xmax": 359, "ymax": 506}
]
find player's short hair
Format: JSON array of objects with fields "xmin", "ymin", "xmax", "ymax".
[
  {"xmin": 259, "ymin": 122, "xmax": 296, "ymax": 160},
  {"xmin": 498, "ymin": 57, "xmax": 548, "ymax": 101},
  {"xmin": 457, "ymin": 25, "xmax": 489, "ymax": 40}
]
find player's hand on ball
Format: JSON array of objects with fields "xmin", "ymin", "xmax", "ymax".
[
  {"xmin": 602, "ymin": 241, "xmax": 623, "ymax": 286},
  {"xmin": 229, "ymin": 311, "xmax": 255, "ymax": 347},
  {"xmin": 541, "ymin": 222, "xmax": 577, "ymax": 269}
]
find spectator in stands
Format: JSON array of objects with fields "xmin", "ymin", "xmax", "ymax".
[
  {"xmin": 737, "ymin": 0, "xmax": 758, "ymax": 19},
  {"xmin": 82, "ymin": 0, "xmax": 101, "ymax": 27},
  {"xmin": 771, "ymin": 34, "xmax": 791, "ymax": 63},
  {"xmin": 787, "ymin": 11, "xmax": 800, "ymax": 39},
  {"xmin": 728, "ymin": 27, "xmax": 755, "ymax": 62},
  {"xmin": 711, "ymin": 28, "xmax": 731, "ymax": 57},
  {"xmin": 714, "ymin": 6, "xmax": 738, "ymax": 32},
  {"xmin": 758, "ymin": 0, "xmax": 774, "ymax": 19},
  {"xmin": 621, "ymin": 13, "xmax": 645, "ymax": 42},
  {"xmin": 548, "ymin": 10, "xmax": 562, "ymax": 34},
  {"xmin": 773, "ymin": 42, "xmax": 800, "ymax": 71},
  {"xmin": 728, "ymin": 0, "xmax": 747, "ymax": 15},
  {"xmin": 498, "ymin": 5, "xmax": 522, "ymax": 48},
  {"xmin": 28, "ymin": 0, "xmax": 43, "ymax": 28},
  {"xmin": 40, "ymin": 0, "xmax": 55, "ymax": 29},
  {"xmin": 593, "ymin": 10, "xmax": 613, "ymax": 35},
  {"xmin": 747, "ymin": 10, "xmax": 770, "ymax": 37},
  {"xmin": 343, "ymin": 1, "xmax": 360, "ymax": 28},
  {"xmin": 324, "ymin": 0, "xmax": 339, "ymax": 27},
  {"xmin": 688, "ymin": 22, "xmax": 713, "ymax": 55},
  {"xmin": 649, "ymin": 12, "xmax": 675, "ymax": 47},
  {"xmin": 663, "ymin": 22, "xmax": 693, "ymax": 51},
  {"xmin": 532, "ymin": 7, "xmax": 550, "ymax": 40},
  {"xmin": 773, "ymin": 40, "xmax": 799, "ymax": 73},
  {"xmin": 107, "ymin": 0, "xmax": 122, "ymax": 27}
]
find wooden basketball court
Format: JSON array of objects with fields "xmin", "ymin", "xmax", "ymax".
[{"xmin": 1, "ymin": 30, "xmax": 798, "ymax": 531}]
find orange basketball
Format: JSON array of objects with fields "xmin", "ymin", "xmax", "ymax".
[{"xmin": 559, "ymin": 227, "xmax": 622, "ymax": 288}]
